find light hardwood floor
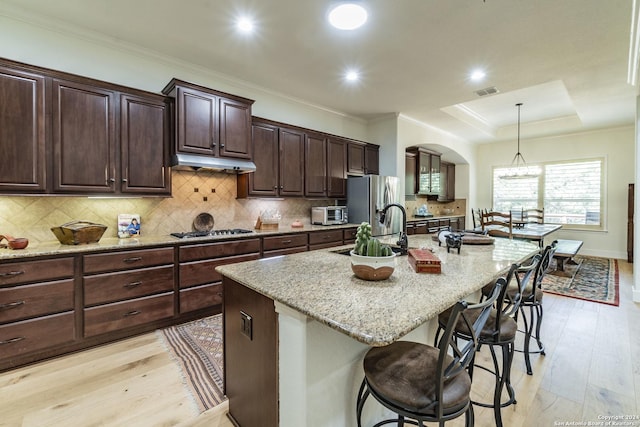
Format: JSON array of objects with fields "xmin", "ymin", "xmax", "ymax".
[{"xmin": 0, "ymin": 260, "xmax": 637, "ymax": 427}]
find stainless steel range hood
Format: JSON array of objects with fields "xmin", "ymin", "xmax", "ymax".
[{"xmin": 171, "ymin": 153, "xmax": 256, "ymax": 174}]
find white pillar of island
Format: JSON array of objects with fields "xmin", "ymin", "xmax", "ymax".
[{"xmin": 275, "ymin": 301, "xmax": 440, "ymax": 427}]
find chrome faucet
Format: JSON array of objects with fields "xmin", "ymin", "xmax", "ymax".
[{"xmin": 379, "ymin": 203, "xmax": 408, "ymax": 255}]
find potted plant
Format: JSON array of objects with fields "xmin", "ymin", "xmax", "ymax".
[{"xmin": 350, "ymin": 222, "xmax": 397, "ymax": 281}]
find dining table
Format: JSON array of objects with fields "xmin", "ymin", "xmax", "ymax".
[{"xmin": 477, "ymin": 223, "xmax": 562, "ymax": 248}]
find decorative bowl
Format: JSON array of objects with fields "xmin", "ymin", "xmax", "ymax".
[
  {"xmin": 51, "ymin": 220, "xmax": 107, "ymax": 245},
  {"xmin": 350, "ymin": 250, "xmax": 397, "ymax": 281}
]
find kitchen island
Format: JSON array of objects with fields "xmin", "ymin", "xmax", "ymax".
[{"xmin": 216, "ymin": 235, "xmax": 540, "ymax": 427}]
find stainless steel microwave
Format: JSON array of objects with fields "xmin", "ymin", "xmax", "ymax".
[{"xmin": 311, "ymin": 206, "xmax": 348, "ymax": 225}]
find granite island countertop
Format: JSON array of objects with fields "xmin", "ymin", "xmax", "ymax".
[{"xmin": 216, "ymin": 235, "xmax": 539, "ymax": 346}]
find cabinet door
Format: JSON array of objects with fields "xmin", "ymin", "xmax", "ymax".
[
  {"xmin": 0, "ymin": 65, "xmax": 46, "ymax": 192},
  {"xmin": 417, "ymin": 152, "xmax": 430, "ymax": 194},
  {"xmin": 327, "ymin": 138, "xmax": 346, "ymax": 198},
  {"xmin": 120, "ymin": 93, "xmax": 171, "ymax": 195},
  {"xmin": 175, "ymin": 85, "xmax": 218, "ymax": 156},
  {"xmin": 219, "ymin": 97, "xmax": 252, "ymax": 159},
  {"xmin": 279, "ymin": 127, "xmax": 304, "ymax": 197},
  {"xmin": 365, "ymin": 145, "xmax": 379, "ymax": 175},
  {"xmin": 247, "ymin": 122, "xmax": 278, "ymax": 196},
  {"xmin": 52, "ymin": 79, "xmax": 116, "ymax": 193},
  {"xmin": 347, "ymin": 142, "xmax": 365, "ymax": 175},
  {"xmin": 405, "ymin": 152, "xmax": 416, "ymax": 196},
  {"xmin": 305, "ymin": 133, "xmax": 327, "ymax": 197},
  {"xmin": 430, "ymin": 154, "xmax": 441, "ymax": 194}
]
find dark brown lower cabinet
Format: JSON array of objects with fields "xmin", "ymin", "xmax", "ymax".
[{"xmin": 224, "ymin": 277, "xmax": 278, "ymax": 427}]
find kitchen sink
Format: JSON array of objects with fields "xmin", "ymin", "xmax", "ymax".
[{"xmin": 333, "ymin": 246, "xmax": 408, "ymax": 256}]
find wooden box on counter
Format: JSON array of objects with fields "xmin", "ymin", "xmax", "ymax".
[{"xmin": 407, "ymin": 249, "xmax": 441, "ymax": 274}]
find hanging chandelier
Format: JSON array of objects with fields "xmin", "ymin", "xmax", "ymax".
[{"xmin": 500, "ymin": 103, "xmax": 540, "ymax": 180}]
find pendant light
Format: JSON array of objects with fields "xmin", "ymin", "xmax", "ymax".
[{"xmin": 500, "ymin": 103, "xmax": 539, "ymax": 180}]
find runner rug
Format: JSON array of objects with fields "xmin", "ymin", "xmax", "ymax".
[
  {"xmin": 542, "ymin": 255, "xmax": 619, "ymax": 306},
  {"xmin": 157, "ymin": 314, "xmax": 226, "ymax": 413}
]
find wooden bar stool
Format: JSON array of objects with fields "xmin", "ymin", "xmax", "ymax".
[
  {"xmin": 436, "ymin": 255, "xmax": 540, "ymax": 427},
  {"xmin": 356, "ymin": 277, "xmax": 506, "ymax": 427}
]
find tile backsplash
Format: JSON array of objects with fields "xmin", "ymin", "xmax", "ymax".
[{"xmin": 0, "ymin": 171, "xmax": 335, "ymax": 244}]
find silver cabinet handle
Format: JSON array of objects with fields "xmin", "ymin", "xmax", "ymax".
[
  {"xmin": 0, "ymin": 271, "xmax": 24, "ymax": 278},
  {"xmin": 0, "ymin": 336, "xmax": 25, "ymax": 345},
  {"xmin": 123, "ymin": 281, "xmax": 142, "ymax": 289},
  {"xmin": 124, "ymin": 310, "xmax": 141, "ymax": 317},
  {"xmin": 0, "ymin": 300, "xmax": 25, "ymax": 310},
  {"xmin": 123, "ymin": 257, "xmax": 142, "ymax": 263}
]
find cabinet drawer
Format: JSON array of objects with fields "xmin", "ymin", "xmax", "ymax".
[
  {"xmin": 0, "ymin": 258, "xmax": 74, "ymax": 286},
  {"xmin": 180, "ymin": 253, "xmax": 260, "ymax": 288},
  {"xmin": 179, "ymin": 283, "xmax": 222, "ymax": 313},
  {"xmin": 0, "ymin": 312, "xmax": 75, "ymax": 359},
  {"xmin": 342, "ymin": 228, "xmax": 357, "ymax": 244},
  {"xmin": 180, "ymin": 238, "xmax": 260, "ymax": 262},
  {"xmin": 308, "ymin": 230, "xmax": 343, "ymax": 245},
  {"xmin": 262, "ymin": 234, "xmax": 307, "ymax": 251},
  {"xmin": 427, "ymin": 220, "xmax": 439, "ymax": 233},
  {"xmin": 0, "ymin": 279, "xmax": 74, "ymax": 324},
  {"xmin": 84, "ymin": 265, "xmax": 175, "ymax": 306},
  {"xmin": 263, "ymin": 246, "xmax": 308, "ymax": 258},
  {"xmin": 414, "ymin": 223, "xmax": 427, "ymax": 234},
  {"xmin": 84, "ymin": 292, "xmax": 174, "ymax": 337},
  {"xmin": 84, "ymin": 247, "xmax": 174, "ymax": 273}
]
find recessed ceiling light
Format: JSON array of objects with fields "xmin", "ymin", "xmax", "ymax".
[
  {"xmin": 345, "ymin": 70, "xmax": 360, "ymax": 81},
  {"xmin": 328, "ymin": 3, "xmax": 368, "ymax": 30},
  {"xmin": 470, "ymin": 69, "xmax": 486, "ymax": 81},
  {"xmin": 236, "ymin": 17, "xmax": 254, "ymax": 33}
]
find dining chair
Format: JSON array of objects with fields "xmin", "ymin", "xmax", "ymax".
[
  {"xmin": 437, "ymin": 255, "xmax": 540, "ymax": 427},
  {"xmin": 523, "ymin": 208, "xmax": 544, "ymax": 224},
  {"xmin": 356, "ymin": 277, "xmax": 506, "ymax": 427},
  {"xmin": 513, "ymin": 240, "xmax": 557, "ymax": 375},
  {"xmin": 481, "ymin": 211, "xmax": 513, "ymax": 238}
]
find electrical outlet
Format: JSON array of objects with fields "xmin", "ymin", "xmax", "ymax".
[{"xmin": 240, "ymin": 311, "xmax": 252, "ymax": 340}]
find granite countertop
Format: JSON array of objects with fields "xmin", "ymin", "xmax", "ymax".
[
  {"xmin": 0, "ymin": 223, "xmax": 361, "ymax": 260},
  {"xmin": 216, "ymin": 235, "xmax": 539, "ymax": 346}
]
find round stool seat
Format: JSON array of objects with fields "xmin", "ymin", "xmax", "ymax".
[
  {"xmin": 438, "ymin": 307, "xmax": 518, "ymax": 343},
  {"xmin": 364, "ymin": 341, "xmax": 471, "ymax": 415}
]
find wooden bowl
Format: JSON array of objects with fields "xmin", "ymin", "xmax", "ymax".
[{"xmin": 350, "ymin": 250, "xmax": 397, "ymax": 281}]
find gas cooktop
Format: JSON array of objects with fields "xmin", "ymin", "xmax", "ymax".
[{"xmin": 170, "ymin": 229, "xmax": 254, "ymax": 239}]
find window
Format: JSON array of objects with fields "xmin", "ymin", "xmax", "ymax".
[{"xmin": 492, "ymin": 159, "xmax": 603, "ymax": 228}]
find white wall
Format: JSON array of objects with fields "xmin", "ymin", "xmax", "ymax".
[{"xmin": 476, "ymin": 126, "xmax": 635, "ymax": 259}]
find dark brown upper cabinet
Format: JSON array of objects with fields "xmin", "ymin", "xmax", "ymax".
[
  {"xmin": 0, "ymin": 64, "xmax": 46, "ymax": 192},
  {"xmin": 407, "ymin": 147, "xmax": 441, "ymax": 196},
  {"xmin": 52, "ymin": 78, "xmax": 117, "ymax": 193},
  {"xmin": 347, "ymin": 142, "xmax": 365, "ymax": 175},
  {"xmin": 327, "ymin": 138, "xmax": 347, "ymax": 198},
  {"xmin": 278, "ymin": 127, "xmax": 305, "ymax": 197},
  {"xmin": 163, "ymin": 79, "xmax": 254, "ymax": 160},
  {"xmin": 241, "ymin": 120, "xmax": 279, "ymax": 197},
  {"xmin": 438, "ymin": 161, "xmax": 455, "ymax": 202},
  {"xmin": 238, "ymin": 117, "xmax": 374, "ymax": 200},
  {"xmin": 405, "ymin": 151, "xmax": 417, "ymax": 196},
  {"xmin": 237, "ymin": 119, "xmax": 304, "ymax": 198},
  {"xmin": 0, "ymin": 58, "xmax": 171, "ymax": 196},
  {"xmin": 365, "ymin": 144, "xmax": 379, "ymax": 175},
  {"xmin": 120, "ymin": 93, "xmax": 171, "ymax": 195},
  {"xmin": 305, "ymin": 132, "xmax": 327, "ymax": 197}
]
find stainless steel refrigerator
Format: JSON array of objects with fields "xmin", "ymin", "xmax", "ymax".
[{"xmin": 347, "ymin": 175, "xmax": 401, "ymax": 236}]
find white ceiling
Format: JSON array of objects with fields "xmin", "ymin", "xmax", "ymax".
[{"xmin": 1, "ymin": 0, "xmax": 637, "ymax": 144}]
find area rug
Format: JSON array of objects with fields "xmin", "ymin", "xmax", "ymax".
[
  {"xmin": 157, "ymin": 314, "xmax": 226, "ymax": 412},
  {"xmin": 542, "ymin": 256, "xmax": 619, "ymax": 306}
]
